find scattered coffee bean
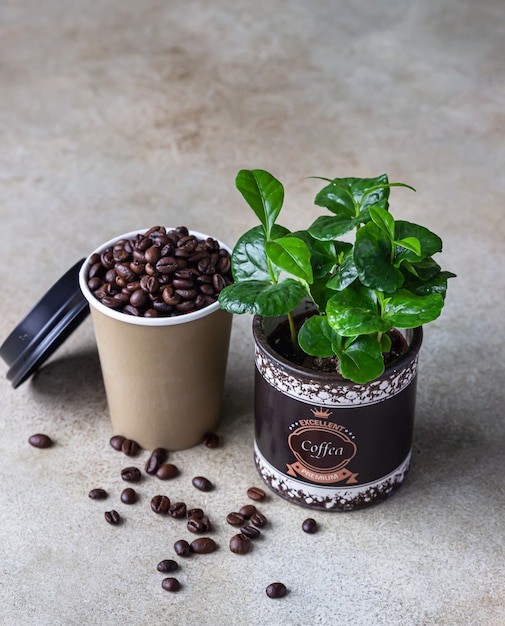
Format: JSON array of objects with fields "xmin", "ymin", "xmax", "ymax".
[
  {"xmin": 161, "ymin": 577, "xmax": 180, "ymax": 592},
  {"xmin": 174, "ymin": 539, "xmax": 191, "ymax": 557},
  {"xmin": 121, "ymin": 488, "xmax": 137, "ymax": 504},
  {"xmin": 104, "ymin": 510, "xmax": 121, "ymax": 525},
  {"xmin": 250, "ymin": 512, "xmax": 267, "ymax": 528},
  {"xmin": 240, "ymin": 525, "xmax": 261, "ymax": 540},
  {"xmin": 266, "ymin": 582, "xmax": 287, "ymax": 599},
  {"xmin": 239, "ymin": 504, "xmax": 256, "ymax": 519},
  {"xmin": 190, "ymin": 537, "xmax": 217, "ymax": 554},
  {"xmin": 157, "ymin": 559, "xmax": 178, "ymax": 573},
  {"xmin": 169, "ymin": 502, "xmax": 187, "ymax": 518},
  {"xmin": 226, "ymin": 512, "xmax": 246, "ymax": 526},
  {"xmin": 202, "ymin": 432, "xmax": 219, "ymax": 448},
  {"xmin": 192, "ymin": 476, "xmax": 212, "ymax": 492},
  {"xmin": 88, "ymin": 488, "xmax": 107, "ymax": 500},
  {"xmin": 156, "ymin": 463, "xmax": 178, "ymax": 480},
  {"xmin": 187, "ymin": 514, "xmax": 212, "ymax": 533},
  {"xmin": 151, "ymin": 495, "xmax": 171, "ymax": 514},
  {"xmin": 302, "ymin": 518, "xmax": 318, "ymax": 534},
  {"xmin": 109, "ymin": 435, "xmax": 125, "ymax": 451},
  {"xmin": 121, "ymin": 466, "xmax": 142, "ymax": 482},
  {"xmin": 121, "ymin": 438, "xmax": 140, "ymax": 457},
  {"xmin": 187, "ymin": 508, "xmax": 204, "ymax": 519},
  {"xmin": 246, "ymin": 486, "xmax": 266, "ymax": 501},
  {"xmin": 187, "ymin": 516, "xmax": 205, "ymax": 533},
  {"xmin": 145, "ymin": 448, "xmax": 167, "ymax": 475},
  {"xmin": 229, "ymin": 533, "xmax": 251, "ymax": 555},
  {"xmin": 28, "ymin": 433, "xmax": 53, "ymax": 449}
]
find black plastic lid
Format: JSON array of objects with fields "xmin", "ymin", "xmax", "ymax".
[{"xmin": 0, "ymin": 259, "xmax": 90, "ymax": 388}]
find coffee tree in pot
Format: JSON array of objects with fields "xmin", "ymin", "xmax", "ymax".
[{"xmin": 219, "ymin": 169, "xmax": 454, "ymax": 383}]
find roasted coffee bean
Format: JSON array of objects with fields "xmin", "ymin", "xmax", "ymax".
[
  {"xmin": 88, "ymin": 488, "xmax": 107, "ymax": 500},
  {"xmin": 202, "ymin": 432, "xmax": 219, "ymax": 448},
  {"xmin": 226, "ymin": 512, "xmax": 246, "ymax": 527},
  {"xmin": 161, "ymin": 286, "xmax": 180, "ymax": 305},
  {"xmin": 129, "ymin": 289, "xmax": 149, "ymax": 308},
  {"xmin": 161, "ymin": 577, "xmax": 180, "ymax": 592},
  {"xmin": 87, "ymin": 276, "xmax": 102, "ymax": 291},
  {"xmin": 212, "ymin": 273, "xmax": 226, "ymax": 293},
  {"xmin": 190, "ymin": 537, "xmax": 217, "ymax": 554},
  {"xmin": 104, "ymin": 510, "xmax": 121, "ymax": 525},
  {"xmin": 157, "ymin": 559, "xmax": 178, "ymax": 573},
  {"xmin": 151, "ymin": 495, "xmax": 171, "ymax": 514},
  {"xmin": 157, "ymin": 257, "xmax": 178, "ymax": 275},
  {"xmin": 192, "ymin": 476, "xmax": 212, "ymax": 492},
  {"xmin": 28, "ymin": 433, "xmax": 53, "ymax": 449},
  {"xmin": 145, "ymin": 448, "xmax": 167, "ymax": 475},
  {"xmin": 176, "ymin": 300, "xmax": 195, "ymax": 313},
  {"xmin": 145, "ymin": 246, "xmax": 161, "ymax": 264},
  {"xmin": 121, "ymin": 466, "xmax": 142, "ymax": 482},
  {"xmin": 302, "ymin": 518, "xmax": 318, "ymax": 534},
  {"xmin": 169, "ymin": 502, "xmax": 187, "ymax": 518},
  {"xmin": 121, "ymin": 438, "xmax": 140, "ymax": 457},
  {"xmin": 266, "ymin": 582, "xmax": 287, "ymax": 599},
  {"xmin": 250, "ymin": 512, "xmax": 267, "ymax": 528},
  {"xmin": 187, "ymin": 516, "xmax": 205, "ymax": 534},
  {"xmin": 247, "ymin": 486, "xmax": 266, "ymax": 501},
  {"xmin": 238, "ymin": 504, "xmax": 256, "ymax": 519},
  {"xmin": 240, "ymin": 525, "xmax": 261, "ymax": 540},
  {"xmin": 122, "ymin": 305, "xmax": 141, "ymax": 316},
  {"xmin": 187, "ymin": 508, "xmax": 204, "ymax": 519},
  {"xmin": 121, "ymin": 488, "xmax": 137, "ymax": 504},
  {"xmin": 156, "ymin": 463, "xmax": 178, "ymax": 480},
  {"xmin": 109, "ymin": 435, "xmax": 125, "ymax": 450},
  {"xmin": 229, "ymin": 533, "xmax": 250, "ymax": 555},
  {"xmin": 174, "ymin": 539, "xmax": 191, "ymax": 557}
]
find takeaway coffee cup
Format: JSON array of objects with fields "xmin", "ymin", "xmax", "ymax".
[{"xmin": 79, "ymin": 228, "xmax": 233, "ymax": 451}]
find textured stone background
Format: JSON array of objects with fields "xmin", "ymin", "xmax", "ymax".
[{"xmin": 0, "ymin": 1, "xmax": 504, "ymax": 624}]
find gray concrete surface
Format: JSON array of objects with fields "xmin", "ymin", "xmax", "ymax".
[{"xmin": 0, "ymin": 1, "xmax": 504, "ymax": 624}]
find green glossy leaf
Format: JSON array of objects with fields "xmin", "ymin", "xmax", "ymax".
[
  {"xmin": 298, "ymin": 315, "xmax": 342, "ymax": 358},
  {"xmin": 347, "ymin": 174, "xmax": 390, "ymax": 210},
  {"xmin": 218, "ymin": 279, "xmax": 307, "ymax": 316},
  {"xmin": 266, "ymin": 236, "xmax": 313, "ymax": 283},
  {"xmin": 383, "ymin": 289, "xmax": 444, "ymax": 327},
  {"xmin": 231, "ymin": 224, "xmax": 289, "ymax": 282},
  {"xmin": 369, "ymin": 205, "xmax": 395, "ymax": 240},
  {"xmin": 339, "ymin": 335, "xmax": 385, "ymax": 384},
  {"xmin": 289, "ymin": 230, "xmax": 337, "ymax": 279},
  {"xmin": 308, "ymin": 214, "xmax": 362, "ymax": 240},
  {"xmin": 394, "ymin": 221, "xmax": 442, "ymax": 265},
  {"xmin": 354, "ymin": 222, "xmax": 404, "ymax": 291},
  {"xmin": 403, "ymin": 270, "xmax": 456, "ymax": 298},
  {"xmin": 314, "ymin": 181, "xmax": 356, "ymax": 217},
  {"xmin": 235, "ymin": 169, "xmax": 284, "ymax": 238},
  {"xmin": 326, "ymin": 251, "xmax": 358, "ymax": 291},
  {"xmin": 327, "ymin": 287, "xmax": 389, "ymax": 336},
  {"xmin": 395, "ymin": 237, "xmax": 421, "ymax": 257}
]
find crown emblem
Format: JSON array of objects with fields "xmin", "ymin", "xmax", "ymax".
[{"xmin": 310, "ymin": 407, "xmax": 332, "ymax": 418}]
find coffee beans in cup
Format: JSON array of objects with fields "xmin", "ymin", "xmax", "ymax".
[{"xmin": 86, "ymin": 226, "xmax": 233, "ymax": 318}]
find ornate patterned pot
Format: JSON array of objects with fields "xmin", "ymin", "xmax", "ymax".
[{"xmin": 252, "ymin": 311, "xmax": 423, "ymax": 511}]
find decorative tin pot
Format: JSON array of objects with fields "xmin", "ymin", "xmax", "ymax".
[{"xmin": 253, "ymin": 311, "xmax": 423, "ymax": 511}]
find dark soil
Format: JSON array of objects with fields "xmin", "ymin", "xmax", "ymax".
[{"xmin": 268, "ymin": 313, "xmax": 409, "ymax": 375}]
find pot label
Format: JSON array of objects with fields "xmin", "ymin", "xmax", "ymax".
[{"xmin": 287, "ymin": 408, "xmax": 359, "ymax": 484}]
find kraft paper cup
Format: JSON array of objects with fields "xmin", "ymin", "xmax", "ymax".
[{"xmin": 79, "ymin": 229, "xmax": 233, "ymax": 451}]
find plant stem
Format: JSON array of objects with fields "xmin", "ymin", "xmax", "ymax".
[{"xmin": 287, "ymin": 311, "xmax": 298, "ymax": 352}]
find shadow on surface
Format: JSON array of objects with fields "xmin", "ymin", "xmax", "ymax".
[{"xmin": 29, "ymin": 348, "xmax": 106, "ymax": 407}]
